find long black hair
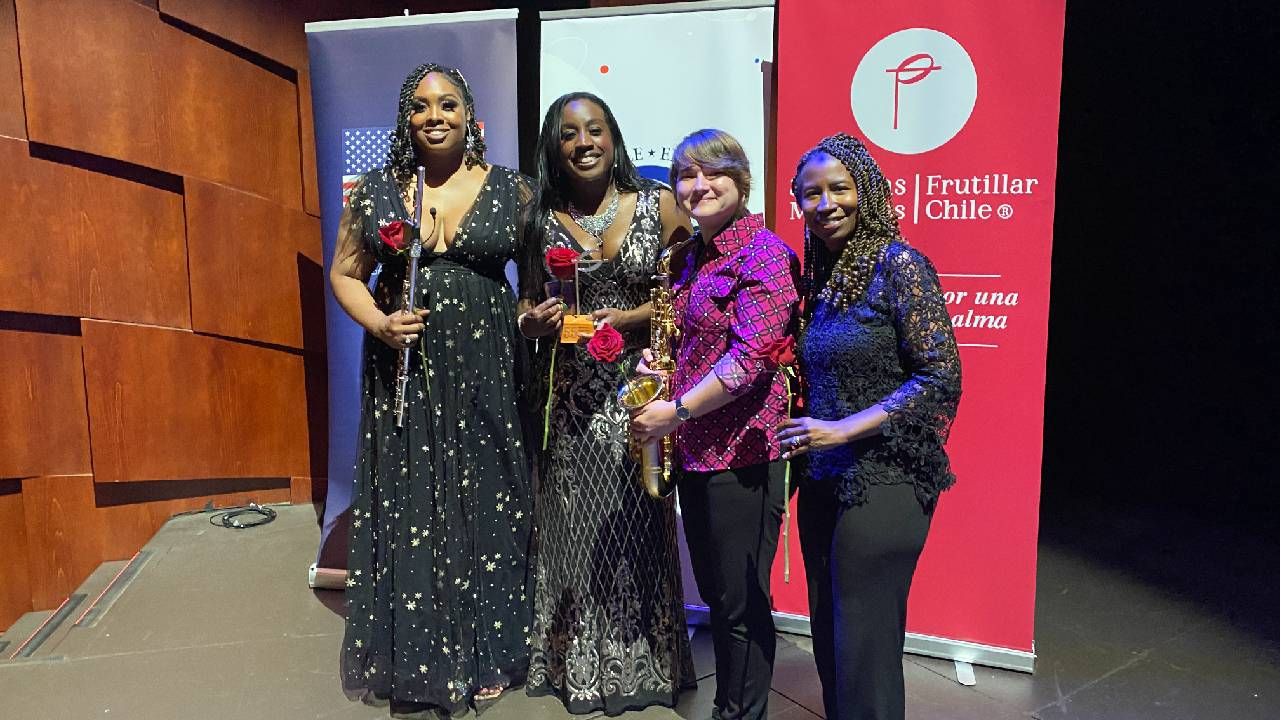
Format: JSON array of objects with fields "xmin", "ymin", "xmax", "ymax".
[
  {"xmin": 518, "ymin": 93, "xmax": 648, "ymax": 299},
  {"xmin": 525, "ymin": 92, "xmax": 647, "ymax": 254},
  {"xmin": 385, "ymin": 62, "xmax": 487, "ymax": 186}
]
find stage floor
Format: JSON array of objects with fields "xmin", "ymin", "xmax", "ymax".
[{"xmin": 0, "ymin": 504, "xmax": 1273, "ymax": 719}]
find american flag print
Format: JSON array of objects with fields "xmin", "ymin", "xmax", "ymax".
[
  {"xmin": 342, "ymin": 126, "xmax": 393, "ymax": 206},
  {"xmin": 340, "ymin": 122, "xmax": 488, "ymax": 206}
]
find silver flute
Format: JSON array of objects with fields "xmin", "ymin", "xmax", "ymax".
[{"xmin": 395, "ymin": 166, "xmax": 428, "ymax": 428}]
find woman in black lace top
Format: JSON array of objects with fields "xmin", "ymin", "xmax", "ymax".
[{"xmin": 777, "ymin": 133, "xmax": 961, "ymax": 720}]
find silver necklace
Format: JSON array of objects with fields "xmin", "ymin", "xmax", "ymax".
[{"xmin": 568, "ymin": 186, "xmax": 620, "ymax": 244}]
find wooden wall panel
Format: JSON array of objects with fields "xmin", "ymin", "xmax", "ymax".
[
  {"xmin": 16, "ymin": 474, "xmax": 297, "ymax": 615},
  {"xmin": 289, "ymin": 476, "xmax": 326, "ymax": 507},
  {"xmin": 0, "ymin": 485, "xmax": 33, "ymax": 629},
  {"xmin": 21, "ymin": 475, "xmax": 105, "ymax": 610},
  {"xmin": 185, "ymin": 179, "xmax": 321, "ymax": 348},
  {"xmin": 82, "ymin": 320, "xmax": 309, "ymax": 483},
  {"xmin": 161, "ymin": 23, "xmax": 302, "ymax": 209},
  {"xmin": 16, "ymin": 0, "xmax": 165, "ymax": 168},
  {"xmin": 299, "ymin": 70, "xmax": 320, "ymax": 216},
  {"xmin": 0, "ymin": 0, "xmax": 24, "ymax": 140},
  {"xmin": 18, "ymin": 0, "xmax": 302, "ymax": 208},
  {"xmin": 0, "ymin": 138, "xmax": 189, "ymax": 326},
  {"xmin": 0, "ymin": 330, "xmax": 91, "ymax": 479},
  {"xmin": 158, "ymin": 0, "xmax": 308, "ymax": 69},
  {"xmin": 6, "ymin": 0, "xmax": 328, "ymax": 627}
]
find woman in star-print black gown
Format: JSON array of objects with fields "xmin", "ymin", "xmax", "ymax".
[{"xmin": 329, "ymin": 62, "xmax": 535, "ymax": 717}]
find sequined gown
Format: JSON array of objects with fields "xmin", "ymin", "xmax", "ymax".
[
  {"xmin": 526, "ymin": 184, "xmax": 696, "ymax": 714},
  {"xmin": 341, "ymin": 166, "xmax": 535, "ymax": 715}
]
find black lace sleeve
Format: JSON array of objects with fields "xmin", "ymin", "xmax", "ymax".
[{"xmin": 878, "ymin": 244, "xmax": 962, "ymax": 444}]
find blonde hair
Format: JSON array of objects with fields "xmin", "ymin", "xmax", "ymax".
[{"xmin": 669, "ymin": 128, "xmax": 752, "ymax": 214}]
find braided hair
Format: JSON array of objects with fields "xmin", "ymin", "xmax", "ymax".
[
  {"xmin": 385, "ymin": 63, "xmax": 487, "ymax": 186},
  {"xmin": 791, "ymin": 132, "xmax": 902, "ymax": 314}
]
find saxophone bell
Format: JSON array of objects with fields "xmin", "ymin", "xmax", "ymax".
[{"xmin": 617, "ymin": 373, "xmax": 675, "ymax": 499}]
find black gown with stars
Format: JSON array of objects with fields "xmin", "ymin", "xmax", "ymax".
[{"xmin": 341, "ymin": 165, "xmax": 535, "ymax": 715}]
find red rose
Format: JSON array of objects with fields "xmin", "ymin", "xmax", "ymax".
[
  {"xmin": 545, "ymin": 247, "xmax": 581, "ymax": 281},
  {"xmin": 379, "ymin": 221, "xmax": 409, "ymax": 252},
  {"xmin": 759, "ymin": 336, "xmax": 796, "ymax": 367},
  {"xmin": 586, "ymin": 322, "xmax": 625, "ymax": 363}
]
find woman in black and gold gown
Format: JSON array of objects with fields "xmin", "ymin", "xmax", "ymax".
[
  {"xmin": 329, "ymin": 62, "xmax": 534, "ymax": 716},
  {"xmin": 517, "ymin": 92, "xmax": 695, "ymax": 715}
]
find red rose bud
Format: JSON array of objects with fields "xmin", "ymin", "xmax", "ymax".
[
  {"xmin": 545, "ymin": 247, "xmax": 581, "ymax": 281},
  {"xmin": 759, "ymin": 336, "xmax": 796, "ymax": 367},
  {"xmin": 379, "ymin": 221, "xmax": 409, "ymax": 252},
  {"xmin": 586, "ymin": 322, "xmax": 625, "ymax": 363}
]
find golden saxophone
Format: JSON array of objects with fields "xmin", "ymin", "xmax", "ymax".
[{"xmin": 618, "ymin": 237, "xmax": 692, "ymax": 499}]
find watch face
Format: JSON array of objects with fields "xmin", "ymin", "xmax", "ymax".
[{"xmin": 676, "ymin": 403, "xmax": 691, "ymax": 421}]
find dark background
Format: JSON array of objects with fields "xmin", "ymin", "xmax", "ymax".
[{"xmin": 1041, "ymin": 0, "xmax": 1277, "ymax": 640}]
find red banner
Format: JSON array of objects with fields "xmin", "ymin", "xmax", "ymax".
[{"xmin": 771, "ymin": 0, "xmax": 1066, "ymax": 655}]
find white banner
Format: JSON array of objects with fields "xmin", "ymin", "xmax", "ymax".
[{"xmin": 540, "ymin": 1, "xmax": 775, "ymax": 214}]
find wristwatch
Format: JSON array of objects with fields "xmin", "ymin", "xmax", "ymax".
[{"xmin": 674, "ymin": 396, "xmax": 692, "ymax": 423}]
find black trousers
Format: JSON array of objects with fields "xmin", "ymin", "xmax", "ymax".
[
  {"xmin": 679, "ymin": 461, "xmax": 786, "ymax": 720},
  {"xmin": 798, "ymin": 481, "xmax": 934, "ymax": 720}
]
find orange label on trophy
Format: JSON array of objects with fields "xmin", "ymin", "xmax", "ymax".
[{"xmin": 560, "ymin": 314, "xmax": 595, "ymax": 344}]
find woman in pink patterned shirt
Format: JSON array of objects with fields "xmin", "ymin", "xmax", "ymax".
[{"xmin": 632, "ymin": 129, "xmax": 800, "ymax": 720}]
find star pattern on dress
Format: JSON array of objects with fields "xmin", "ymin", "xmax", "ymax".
[{"xmin": 340, "ymin": 167, "xmax": 536, "ymax": 715}]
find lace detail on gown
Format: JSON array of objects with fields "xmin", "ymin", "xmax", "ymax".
[
  {"xmin": 526, "ymin": 184, "xmax": 696, "ymax": 714},
  {"xmin": 799, "ymin": 241, "xmax": 961, "ymax": 509}
]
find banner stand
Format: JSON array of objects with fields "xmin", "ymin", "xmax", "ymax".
[{"xmin": 904, "ymin": 632, "xmax": 1035, "ymax": 674}]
